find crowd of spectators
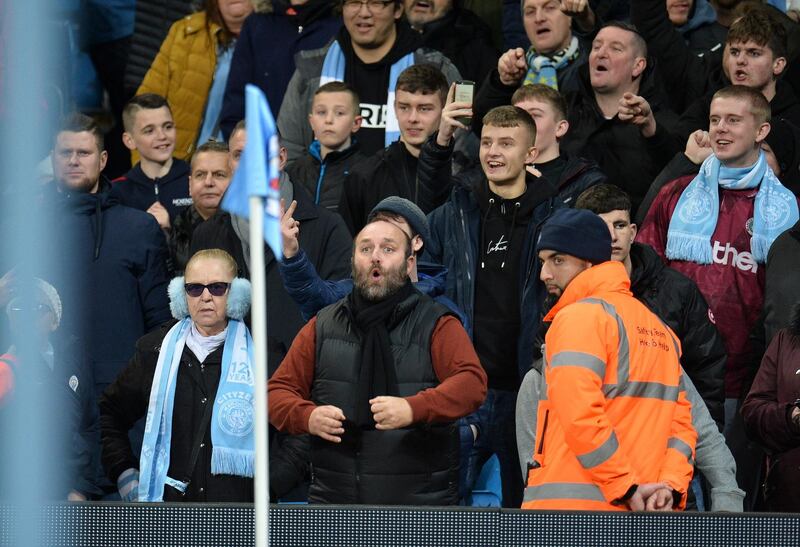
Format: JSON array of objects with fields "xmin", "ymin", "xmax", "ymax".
[{"xmin": 3, "ymin": 0, "xmax": 800, "ymax": 514}]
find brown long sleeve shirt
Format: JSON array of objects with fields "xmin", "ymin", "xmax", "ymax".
[{"xmin": 268, "ymin": 315, "xmax": 487, "ymax": 435}]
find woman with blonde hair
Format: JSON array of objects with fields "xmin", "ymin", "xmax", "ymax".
[{"xmin": 100, "ymin": 249, "xmax": 256, "ymax": 502}]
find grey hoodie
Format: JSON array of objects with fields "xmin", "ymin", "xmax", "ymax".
[{"xmin": 516, "ymin": 358, "xmax": 745, "ymax": 511}]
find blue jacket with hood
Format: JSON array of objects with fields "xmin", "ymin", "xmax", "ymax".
[
  {"xmin": 40, "ymin": 179, "xmax": 172, "ymax": 395},
  {"xmin": 423, "ymin": 174, "xmax": 563, "ymax": 382}
]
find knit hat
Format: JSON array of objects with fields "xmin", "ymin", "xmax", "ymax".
[
  {"xmin": 536, "ymin": 208, "xmax": 612, "ymax": 264},
  {"xmin": 35, "ymin": 278, "xmax": 62, "ymax": 329},
  {"xmin": 764, "ymin": 117, "xmax": 800, "ymax": 193},
  {"xmin": 369, "ymin": 196, "xmax": 431, "ymax": 245},
  {"xmin": 5, "ymin": 278, "xmax": 63, "ymax": 329}
]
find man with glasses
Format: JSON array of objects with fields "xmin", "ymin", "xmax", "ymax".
[
  {"xmin": 277, "ymin": 0, "xmax": 461, "ymax": 164},
  {"xmin": 0, "ymin": 278, "xmax": 102, "ymax": 501}
]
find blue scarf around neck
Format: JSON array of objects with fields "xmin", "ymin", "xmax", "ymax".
[
  {"xmin": 319, "ymin": 40, "xmax": 415, "ymax": 146},
  {"xmin": 523, "ymin": 36, "xmax": 579, "ymax": 90},
  {"xmin": 139, "ymin": 318, "xmax": 255, "ymax": 501},
  {"xmin": 666, "ymin": 151, "xmax": 799, "ymax": 264}
]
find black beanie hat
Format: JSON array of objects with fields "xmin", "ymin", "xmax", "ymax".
[{"xmin": 536, "ymin": 208, "xmax": 612, "ymax": 264}]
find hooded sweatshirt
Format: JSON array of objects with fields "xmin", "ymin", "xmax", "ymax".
[
  {"xmin": 286, "ymin": 139, "xmax": 366, "ymax": 212},
  {"xmin": 472, "ymin": 175, "xmax": 557, "ymax": 390},
  {"xmin": 676, "ymin": 0, "xmax": 725, "ymax": 55},
  {"xmin": 336, "ymin": 22, "xmax": 422, "ymax": 155},
  {"xmin": 110, "ymin": 159, "xmax": 191, "ymax": 222}
]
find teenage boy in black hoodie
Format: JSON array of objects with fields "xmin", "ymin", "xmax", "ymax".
[
  {"xmin": 276, "ymin": 0, "xmax": 461, "ymax": 164},
  {"xmin": 424, "ymin": 105, "xmax": 561, "ymax": 508},
  {"xmin": 338, "ymin": 64, "xmax": 451, "ymax": 234},
  {"xmin": 111, "ymin": 93, "xmax": 191, "ymax": 230}
]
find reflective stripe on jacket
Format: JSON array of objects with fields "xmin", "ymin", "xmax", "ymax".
[{"xmin": 522, "ymin": 261, "xmax": 696, "ymax": 511}]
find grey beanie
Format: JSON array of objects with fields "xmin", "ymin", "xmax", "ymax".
[
  {"xmin": 35, "ymin": 278, "xmax": 62, "ymax": 329},
  {"xmin": 368, "ymin": 196, "xmax": 431, "ymax": 245}
]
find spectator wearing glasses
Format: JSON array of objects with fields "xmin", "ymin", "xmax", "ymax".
[
  {"xmin": 100, "ymin": 249, "xmax": 258, "ymax": 502},
  {"xmin": 277, "ymin": 0, "xmax": 461, "ymax": 164},
  {"xmin": 0, "ymin": 278, "xmax": 102, "ymax": 501}
]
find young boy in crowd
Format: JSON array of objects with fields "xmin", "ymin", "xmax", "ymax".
[
  {"xmin": 111, "ymin": 93, "xmax": 192, "ymax": 230},
  {"xmin": 285, "ymin": 82, "xmax": 365, "ymax": 213}
]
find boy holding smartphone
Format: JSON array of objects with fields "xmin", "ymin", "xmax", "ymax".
[{"xmin": 338, "ymin": 64, "xmax": 451, "ymax": 234}]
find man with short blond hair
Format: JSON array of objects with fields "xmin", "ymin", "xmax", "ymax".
[
  {"xmin": 425, "ymin": 105, "xmax": 560, "ymax": 507},
  {"xmin": 637, "ymin": 85, "xmax": 800, "ymax": 508}
]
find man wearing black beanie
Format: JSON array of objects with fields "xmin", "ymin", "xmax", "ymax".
[{"xmin": 522, "ymin": 208, "xmax": 697, "ymax": 512}]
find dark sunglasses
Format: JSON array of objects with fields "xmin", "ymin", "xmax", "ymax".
[
  {"xmin": 8, "ymin": 303, "xmax": 52, "ymax": 315},
  {"xmin": 184, "ymin": 282, "xmax": 230, "ymax": 297}
]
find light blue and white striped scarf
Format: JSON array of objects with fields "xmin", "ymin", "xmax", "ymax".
[
  {"xmin": 523, "ymin": 36, "xmax": 579, "ymax": 90},
  {"xmin": 139, "ymin": 318, "xmax": 255, "ymax": 501},
  {"xmin": 666, "ymin": 151, "xmax": 799, "ymax": 264},
  {"xmin": 319, "ymin": 40, "xmax": 415, "ymax": 146}
]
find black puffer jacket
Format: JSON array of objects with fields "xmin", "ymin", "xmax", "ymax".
[
  {"xmin": 311, "ymin": 292, "xmax": 459, "ymax": 505},
  {"xmin": 629, "ymin": 242, "xmax": 726, "ymax": 426},
  {"xmin": 124, "ymin": 0, "xmax": 193, "ymax": 96}
]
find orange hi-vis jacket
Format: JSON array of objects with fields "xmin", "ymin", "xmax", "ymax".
[{"xmin": 522, "ymin": 261, "xmax": 696, "ymax": 511}]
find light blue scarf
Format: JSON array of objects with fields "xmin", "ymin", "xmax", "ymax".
[
  {"xmin": 523, "ymin": 36, "xmax": 579, "ymax": 90},
  {"xmin": 319, "ymin": 40, "xmax": 415, "ymax": 146},
  {"xmin": 139, "ymin": 318, "xmax": 255, "ymax": 501},
  {"xmin": 666, "ymin": 151, "xmax": 799, "ymax": 264}
]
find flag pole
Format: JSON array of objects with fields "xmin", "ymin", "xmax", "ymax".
[{"xmin": 249, "ymin": 194, "xmax": 269, "ymax": 547}]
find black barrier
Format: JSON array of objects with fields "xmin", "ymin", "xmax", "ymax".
[{"xmin": 0, "ymin": 503, "xmax": 798, "ymax": 546}]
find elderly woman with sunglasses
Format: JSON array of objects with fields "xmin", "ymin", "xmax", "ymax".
[{"xmin": 99, "ymin": 249, "xmax": 256, "ymax": 502}]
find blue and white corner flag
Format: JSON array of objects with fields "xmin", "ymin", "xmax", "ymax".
[{"xmin": 222, "ymin": 84, "xmax": 283, "ymax": 261}]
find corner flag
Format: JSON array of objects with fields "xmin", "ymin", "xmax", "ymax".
[{"xmin": 221, "ymin": 84, "xmax": 283, "ymax": 261}]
